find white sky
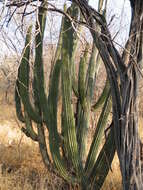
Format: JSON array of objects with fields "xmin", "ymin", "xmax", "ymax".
[
  {"xmin": 89, "ymin": 0, "xmax": 131, "ymax": 48},
  {"xmin": 0, "ymin": 0, "xmax": 131, "ymax": 59}
]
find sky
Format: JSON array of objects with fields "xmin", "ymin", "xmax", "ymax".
[
  {"xmin": 89, "ymin": 0, "xmax": 131, "ymax": 47},
  {"xmin": 0, "ymin": 0, "xmax": 131, "ymax": 60}
]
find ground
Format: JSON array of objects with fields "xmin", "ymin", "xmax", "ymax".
[{"xmin": 0, "ymin": 90, "xmax": 124, "ymax": 190}]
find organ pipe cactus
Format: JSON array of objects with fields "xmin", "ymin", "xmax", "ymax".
[{"xmin": 15, "ymin": 0, "xmax": 115, "ymax": 189}]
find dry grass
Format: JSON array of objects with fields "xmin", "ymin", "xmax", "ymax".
[
  {"xmin": 101, "ymin": 153, "xmax": 122, "ymax": 190},
  {"xmin": 0, "ymin": 95, "xmax": 123, "ymax": 190},
  {"xmin": 0, "ymin": 60, "xmax": 124, "ymax": 190},
  {"xmin": 0, "ymin": 64, "xmax": 124, "ymax": 189},
  {"xmin": 0, "ymin": 101, "xmax": 69, "ymax": 190}
]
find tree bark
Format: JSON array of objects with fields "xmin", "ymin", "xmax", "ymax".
[{"xmin": 119, "ymin": 1, "xmax": 143, "ymax": 189}]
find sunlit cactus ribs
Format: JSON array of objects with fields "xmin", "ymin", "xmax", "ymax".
[{"xmin": 15, "ymin": 0, "xmax": 115, "ymax": 189}]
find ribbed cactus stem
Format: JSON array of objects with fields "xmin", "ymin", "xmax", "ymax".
[
  {"xmin": 34, "ymin": 1, "xmax": 49, "ymax": 124},
  {"xmin": 37, "ymin": 123, "xmax": 51, "ymax": 166},
  {"xmin": 15, "ymin": 82, "xmax": 25, "ymax": 123},
  {"xmin": 84, "ymin": 91, "xmax": 111, "ymax": 176},
  {"xmin": 92, "ymin": 79, "xmax": 110, "ymax": 111},
  {"xmin": 77, "ymin": 43, "xmax": 99, "ymax": 164},
  {"xmin": 48, "ymin": 59, "xmax": 76, "ymax": 183},
  {"xmin": 78, "ymin": 44, "xmax": 89, "ymax": 109},
  {"xmin": 22, "ymin": 111, "xmax": 38, "ymax": 141},
  {"xmin": 77, "ymin": 0, "xmax": 109, "ymax": 167},
  {"xmin": 89, "ymin": 125, "xmax": 115, "ymax": 190},
  {"xmin": 61, "ymin": 7, "xmax": 82, "ymax": 176},
  {"xmin": 48, "ymin": 4, "xmax": 67, "ymax": 89},
  {"xmin": 54, "ymin": 4, "xmax": 67, "ymax": 63},
  {"xmin": 15, "ymin": 1, "xmax": 115, "ymax": 189},
  {"xmin": 17, "ymin": 25, "xmax": 42, "ymax": 123}
]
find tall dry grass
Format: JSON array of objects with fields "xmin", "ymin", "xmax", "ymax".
[{"xmin": 0, "ymin": 94, "xmax": 123, "ymax": 190}]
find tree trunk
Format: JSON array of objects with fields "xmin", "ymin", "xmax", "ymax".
[
  {"xmin": 119, "ymin": 1, "xmax": 143, "ymax": 189},
  {"xmin": 73, "ymin": 0, "xmax": 143, "ymax": 189}
]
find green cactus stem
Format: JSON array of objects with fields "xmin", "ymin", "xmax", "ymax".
[
  {"xmin": 61, "ymin": 8, "xmax": 83, "ymax": 176},
  {"xmin": 89, "ymin": 125, "xmax": 115, "ymax": 190},
  {"xmin": 92, "ymin": 79, "xmax": 110, "ymax": 111},
  {"xmin": 84, "ymin": 91, "xmax": 111, "ymax": 176},
  {"xmin": 15, "ymin": 81, "xmax": 25, "ymax": 123},
  {"xmin": 17, "ymin": 25, "xmax": 42, "ymax": 123},
  {"xmin": 22, "ymin": 111, "xmax": 38, "ymax": 141}
]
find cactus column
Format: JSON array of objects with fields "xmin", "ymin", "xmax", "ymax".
[{"xmin": 15, "ymin": 1, "xmax": 115, "ymax": 189}]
